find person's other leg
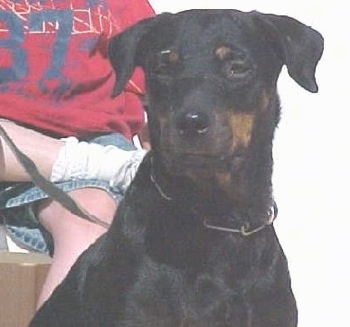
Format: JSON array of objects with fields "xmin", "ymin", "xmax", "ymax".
[{"xmin": 36, "ymin": 187, "xmax": 116, "ymax": 308}]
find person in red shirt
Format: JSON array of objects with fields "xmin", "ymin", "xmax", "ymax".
[{"xmin": 0, "ymin": 0, "xmax": 154, "ymax": 308}]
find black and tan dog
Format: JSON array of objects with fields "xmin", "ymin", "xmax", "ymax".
[{"xmin": 30, "ymin": 9, "xmax": 323, "ymax": 327}]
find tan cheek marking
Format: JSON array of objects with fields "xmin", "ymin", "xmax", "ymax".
[
  {"xmin": 215, "ymin": 171, "xmax": 232, "ymax": 194},
  {"xmin": 229, "ymin": 113, "xmax": 255, "ymax": 149}
]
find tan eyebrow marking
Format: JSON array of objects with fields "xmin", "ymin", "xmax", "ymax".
[{"xmin": 215, "ymin": 46, "xmax": 232, "ymax": 60}]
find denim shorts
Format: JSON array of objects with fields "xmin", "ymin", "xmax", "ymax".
[{"xmin": 0, "ymin": 133, "xmax": 136, "ymax": 255}]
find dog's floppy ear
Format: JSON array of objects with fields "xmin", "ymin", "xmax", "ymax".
[
  {"xmin": 255, "ymin": 12, "xmax": 324, "ymax": 93},
  {"xmin": 108, "ymin": 13, "xmax": 171, "ymax": 97}
]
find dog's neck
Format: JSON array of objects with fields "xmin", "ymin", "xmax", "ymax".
[
  {"xmin": 148, "ymin": 152, "xmax": 277, "ymax": 237},
  {"xmin": 114, "ymin": 153, "xmax": 278, "ymax": 270}
]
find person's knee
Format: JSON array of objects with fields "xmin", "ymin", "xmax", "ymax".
[{"xmin": 37, "ymin": 187, "xmax": 117, "ymax": 243}]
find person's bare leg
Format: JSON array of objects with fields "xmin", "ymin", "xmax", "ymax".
[
  {"xmin": 0, "ymin": 120, "xmax": 62, "ymax": 181},
  {"xmin": 0, "ymin": 120, "xmax": 146, "ymax": 188},
  {"xmin": 36, "ymin": 188, "xmax": 116, "ymax": 308}
]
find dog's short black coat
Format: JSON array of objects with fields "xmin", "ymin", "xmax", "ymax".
[{"xmin": 30, "ymin": 9, "xmax": 323, "ymax": 327}]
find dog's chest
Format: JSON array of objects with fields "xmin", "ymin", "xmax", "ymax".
[{"xmin": 121, "ymin": 263, "xmax": 250, "ymax": 327}]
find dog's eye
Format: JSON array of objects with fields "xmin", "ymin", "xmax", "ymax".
[
  {"xmin": 224, "ymin": 60, "xmax": 250, "ymax": 79},
  {"xmin": 153, "ymin": 49, "xmax": 180, "ymax": 77}
]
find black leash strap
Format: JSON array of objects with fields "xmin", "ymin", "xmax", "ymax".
[{"xmin": 0, "ymin": 124, "xmax": 110, "ymax": 229}]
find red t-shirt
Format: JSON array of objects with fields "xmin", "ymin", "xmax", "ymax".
[{"xmin": 0, "ymin": 0, "xmax": 155, "ymax": 140}]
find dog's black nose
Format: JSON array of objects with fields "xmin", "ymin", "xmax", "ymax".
[{"xmin": 175, "ymin": 112, "xmax": 210, "ymax": 136}]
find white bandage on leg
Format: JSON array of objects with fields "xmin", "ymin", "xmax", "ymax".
[{"xmin": 50, "ymin": 137, "xmax": 146, "ymax": 191}]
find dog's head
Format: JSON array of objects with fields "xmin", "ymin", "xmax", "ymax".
[{"xmin": 108, "ymin": 9, "xmax": 323, "ymax": 220}]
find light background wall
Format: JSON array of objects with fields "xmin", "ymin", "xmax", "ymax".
[{"xmin": 148, "ymin": 1, "xmax": 349, "ymax": 326}]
